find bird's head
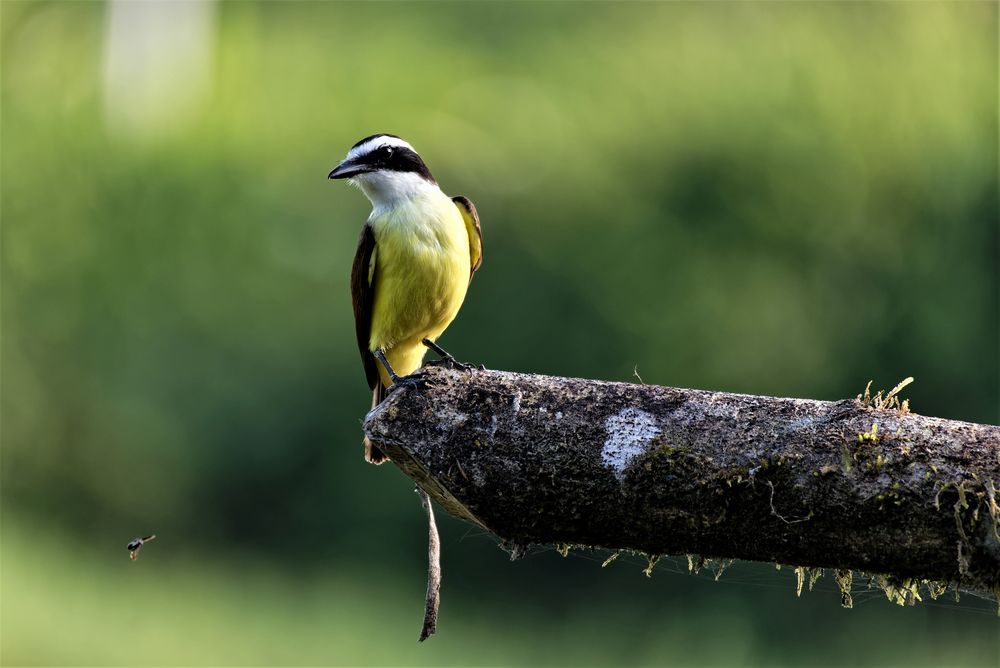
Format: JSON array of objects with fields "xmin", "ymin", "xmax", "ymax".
[{"xmin": 328, "ymin": 134, "xmax": 437, "ymax": 206}]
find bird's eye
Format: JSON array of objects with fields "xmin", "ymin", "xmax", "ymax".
[{"xmin": 384, "ymin": 147, "xmax": 394, "ymax": 157}]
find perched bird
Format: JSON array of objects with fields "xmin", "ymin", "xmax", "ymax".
[{"xmin": 329, "ymin": 134, "xmax": 483, "ymax": 464}]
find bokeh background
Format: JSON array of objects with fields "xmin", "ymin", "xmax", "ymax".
[{"xmin": 2, "ymin": 1, "xmax": 998, "ymax": 665}]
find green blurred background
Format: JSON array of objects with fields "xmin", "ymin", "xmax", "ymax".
[{"xmin": 2, "ymin": 1, "xmax": 998, "ymax": 665}]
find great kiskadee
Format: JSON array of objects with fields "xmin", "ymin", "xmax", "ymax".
[{"xmin": 329, "ymin": 134, "xmax": 483, "ymax": 464}]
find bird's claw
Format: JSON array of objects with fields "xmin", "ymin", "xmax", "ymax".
[
  {"xmin": 424, "ymin": 355, "xmax": 476, "ymax": 372},
  {"xmin": 387, "ymin": 371, "xmax": 431, "ymax": 394},
  {"xmin": 421, "ymin": 338, "xmax": 481, "ymax": 372}
]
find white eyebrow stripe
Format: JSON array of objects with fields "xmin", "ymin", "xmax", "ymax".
[{"xmin": 346, "ymin": 135, "xmax": 417, "ymax": 161}]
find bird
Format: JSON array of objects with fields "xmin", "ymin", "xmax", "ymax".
[
  {"xmin": 329, "ymin": 134, "xmax": 483, "ymax": 464},
  {"xmin": 126, "ymin": 534, "xmax": 156, "ymax": 560}
]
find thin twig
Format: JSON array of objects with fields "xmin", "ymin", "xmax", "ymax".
[{"xmin": 416, "ymin": 487, "xmax": 441, "ymax": 642}]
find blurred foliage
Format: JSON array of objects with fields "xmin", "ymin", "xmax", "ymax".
[{"xmin": 2, "ymin": 1, "xmax": 997, "ymax": 665}]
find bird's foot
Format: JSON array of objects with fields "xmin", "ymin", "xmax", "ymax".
[
  {"xmin": 373, "ymin": 348, "xmax": 433, "ymax": 393},
  {"xmin": 422, "ymin": 339, "xmax": 481, "ymax": 372},
  {"xmin": 387, "ymin": 370, "xmax": 431, "ymax": 394},
  {"xmin": 424, "ymin": 355, "xmax": 475, "ymax": 371}
]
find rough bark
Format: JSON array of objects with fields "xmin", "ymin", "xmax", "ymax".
[{"xmin": 364, "ymin": 367, "xmax": 1000, "ymax": 598}]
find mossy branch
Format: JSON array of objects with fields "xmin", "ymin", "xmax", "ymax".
[{"xmin": 364, "ymin": 366, "xmax": 1000, "ymax": 601}]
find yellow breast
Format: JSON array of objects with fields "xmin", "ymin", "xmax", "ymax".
[{"xmin": 368, "ymin": 193, "xmax": 471, "ymax": 366}]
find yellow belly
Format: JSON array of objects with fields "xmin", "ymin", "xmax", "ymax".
[{"xmin": 368, "ymin": 195, "xmax": 471, "ymax": 385}]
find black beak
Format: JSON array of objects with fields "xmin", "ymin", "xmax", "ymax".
[{"xmin": 328, "ymin": 158, "xmax": 368, "ymax": 180}]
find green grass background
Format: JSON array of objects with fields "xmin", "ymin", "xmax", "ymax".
[{"xmin": 2, "ymin": 1, "xmax": 997, "ymax": 665}]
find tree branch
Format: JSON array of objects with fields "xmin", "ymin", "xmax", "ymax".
[{"xmin": 364, "ymin": 367, "xmax": 1000, "ymax": 599}]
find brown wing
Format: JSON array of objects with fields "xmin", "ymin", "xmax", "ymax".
[
  {"xmin": 452, "ymin": 196, "xmax": 483, "ymax": 281},
  {"xmin": 350, "ymin": 223, "xmax": 379, "ymax": 390}
]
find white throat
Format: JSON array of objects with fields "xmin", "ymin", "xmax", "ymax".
[{"xmin": 352, "ymin": 171, "xmax": 442, "ymax": 210}]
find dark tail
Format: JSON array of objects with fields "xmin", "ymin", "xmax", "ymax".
[{"xmin": 364, "ymin": 383, "xmax": 389, "ymax": 465}]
